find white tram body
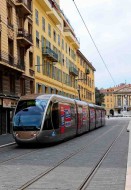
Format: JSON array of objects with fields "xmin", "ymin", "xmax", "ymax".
[{"xmin": 12, "ymin": 94, "xmax": 106, "ymax": 145}]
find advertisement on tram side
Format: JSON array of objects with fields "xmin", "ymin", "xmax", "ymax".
[
  {"xmin": 90, "ymin": 108, "xmax": 95, "ymax": 123},
  {"xmin": 60, "ymin": 104, "xmax": 71, "ymax": 133},
  {"xmin": 82, "ymin": 107, "xmax": 88, "ymax": 127}
]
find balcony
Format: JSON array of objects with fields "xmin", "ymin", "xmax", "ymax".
[
  {"xmin": 0, "ymin": 51, "xmax": 25, "ymax": 71},
  {"xmin": 47, "ymin": 8, "xmax": 61, "ymax": 25},
  {"xmin": 17, "ymin": 28, "xmax": 33, "ymax": 48},
  {"xmin": 42, "ymin": 47, "xmax": 58, "ymax": 62},
  {"xmin": 38, "ymin": 0, "xmax": 52, "ymax": 12},
  {"xmin": 15, "ymin": 0, "xmax": 32, "ymax": 16},
  {"xmin": 69, "ymin": 67, "xmax": 78, "ymax": 77},
  {"xmin": 64, "ymin": 28, "xmax": 80, "ymax": 49}
]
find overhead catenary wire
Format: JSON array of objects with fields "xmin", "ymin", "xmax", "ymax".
[{"xmin": 72, "ymin": 0, "xmax": 116, "ymax": 85}]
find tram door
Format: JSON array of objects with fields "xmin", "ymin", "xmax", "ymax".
[
  {"xmin": 52, "ymin": 102, "xmax": 59, "ymax": 130},
  {"xmin": 89, "ymin": 107, "xmax": 96, "ymax": 130},
  {"xmin": 77, "ymin": 106, "xmax": 83, "ymax": 134}
]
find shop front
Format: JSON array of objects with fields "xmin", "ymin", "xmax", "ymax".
[{"xmin": 0, "ymin": 98, "xmax": 18, "ymax": 135}]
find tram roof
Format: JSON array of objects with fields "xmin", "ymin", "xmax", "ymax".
[{"xmin": 19, "ymin": 94, "xmax": 75, "ymax": 103}]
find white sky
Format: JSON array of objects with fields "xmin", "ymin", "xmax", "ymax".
[{"xmin": 60, "ymin": 0, "xmax": 131, "ymax": 89}]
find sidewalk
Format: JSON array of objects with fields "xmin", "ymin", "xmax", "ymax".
[
  {"xmin": 125, "ymin": 120, "xmax": 131, "ymax": 190},
  {"xmin": 0, "ymin": 133, "xmax": 15, "ymax": 146}
]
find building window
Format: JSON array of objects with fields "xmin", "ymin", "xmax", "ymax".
[
  {"xmin": 8, "ymin": 38, "xmax": 14, "ymax": 65},
  {"xmin": 29, "ymin": 51, "xmax": 33, "ymax": 68},
  {"xmin": 42, "ymin": 59, "xmax": 46, "ymax": 75},
  {"xmin": 30, "ymin": 81, "xmax": 34, "ymax": 94},
  {"xmin": 36, "ymin": 30, "xmax": 39, "ymax": 48},
  {"xmin": 53, "ymin": 30, "xmax": 56, "ymax": 42},
  {"xmin": 46, "ymin": 39, "xmax": 51, "ymax": 48},
  {"xmin": 0, "ymin": 71, "xmax": 3, "ymax": 93},
  {"xmin": 65, "ymin": 43, "xmax": 67, "ymax": 53},
  {"xmin": 20, "ymin": 78, "xmax": 25, "ymax": 96},
  {"xmin": 37, "ymin": 56, "xmax": 40, "ymax": 72},
  {"xmin": 62, "ymin": 39, "xmax": 64, "ymax": 50},
  {"xmin": 42, "ymin": 17, "xmax": 45, "ymax": 31},
  {"xmin": 117, "ymin": 96, "xmax": 121, "ymax": 106},
  {"xmin": 58, "ymin": 34, "xmax": 60, "ymax": 46},
  {"xmin": 28, "ymin": 22, "xmax": 32, "ymax": 36},
  {"xmin": 46, "ymin": 62, "xmax": 51, "ymax": 77},
  {"xmin": 62, "ymin": 54, "xmax": 64, "ymax": 66},
  {"xmin": 69, "ymin": 47, "xmax": 70, "ymax": 56},
  {"xmin": 7, "ymin": 3, "xmax": 13, "ymax": 28},
  {"xmin": 38, "ymin": 84, "xmax": 42, "ymax": 93},
  {"xmin": 35, "ymin": 9, "xmax": 39, "ymax": 25},
  {"xmin": 48, "ymin": 24, "xmax": 51, "ymax": 37}
]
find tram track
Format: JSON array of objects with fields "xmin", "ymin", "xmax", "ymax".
[
  {"xmin": 16, "ymin": 123, "xmax": 126, "ymax": 190},
  {"xmin": 77, "ymin": 125, "xmax": 126, "ymax": 190},
  {"xmin": 0, "ymin": 144, "xmax": 44, "ymax": 165},
  {"xmin": 0, "ymin": 123, "xmax": 116, "ymax": 166},
  {"xmin": 0, "ymin": 142, "xmax": 16, "ymax": 149}
]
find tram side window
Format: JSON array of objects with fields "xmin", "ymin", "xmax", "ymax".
[
  {"xmin": 52, "ymin": 102, "xmax": 59, "ymax": 129},
  {"xmin": 70, "ymin": 104, "xmax": 76, "ymax": 126},
  {"xmin": 43, "ymin": 103, "xmax": 52, "ymax": 130}
]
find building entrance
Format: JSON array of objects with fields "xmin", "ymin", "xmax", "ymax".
[{"xmin": 0, "ymin": 108, "xmax": 14, "ymax": 135}]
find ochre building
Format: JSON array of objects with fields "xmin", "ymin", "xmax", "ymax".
[
  {"xmin": 0, "ymin": 0, "xmax": 96, "ymax": 135},
  {"xmin": 77, "ymin": 50, "xmax": 95, "ymax": 103},
  {"xmin": 33, "ymin": 0, "xmax": 80, "ymax": 98},
  {"xmin": 0, "ymin": 0, "xmax": 34, "ymax": 134},
  {"xmin": 100, "ymin": 83, "xmax": 131, "ymax": 115}
]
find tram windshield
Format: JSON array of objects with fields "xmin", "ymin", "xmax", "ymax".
[{"xmin": 13, "ymin": 99, "xmax": 48, "ymax": 131}]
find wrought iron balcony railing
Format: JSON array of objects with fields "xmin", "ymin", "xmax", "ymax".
[
  {"xmin": 17, "ymin": 28, "xmax": 32, "ymax": 43},
  {"xmin": 69, "ymin": 67, "xmax": 78, "ymax": 76},
  {"xmin": 42, "ymin": 47, "xmax": 58, "ymax": 62},
  {"xmin": 0, "ymin": 50, "xmax": 25, "ymax": 71}
]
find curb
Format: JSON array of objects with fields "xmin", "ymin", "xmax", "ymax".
[
  {"xmin": 125, "ymin": 120, "xmax": 131, "ymax": 190},
  {"xmin": 127, "ymin": 120, "xmax": 131, "ymax": 132}
]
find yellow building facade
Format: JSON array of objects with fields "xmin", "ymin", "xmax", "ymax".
[
  {"xmin": 33, "ymin": 0, "xmax": 80, "ymax": 98},
  {"xmin": 0, "ymin": 0, "xmax": 96, "ymax": 134},
  {"xmin": 77, "ymin": 50, "xmax": 95, "ymax": 103},
  {"xmin": 101, "ymin": 83, "xmax": 131, "ymax": 115}
]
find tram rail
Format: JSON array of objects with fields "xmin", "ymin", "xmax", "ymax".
[
  {"xmin": 0, "ymin": 142, "xmax": 16, "ymax": 149},
  {"xmin": 78, "ymin": 125, "xmax": 126, "ymax": 190},
  {"xmin": 16, "ymin": 124, "xmax": 125, "ymax": 190}
]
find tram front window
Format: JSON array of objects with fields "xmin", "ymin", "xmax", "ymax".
[{"xmin": 13, "ymin": 99, "xmax": 48, "ymax": 131}]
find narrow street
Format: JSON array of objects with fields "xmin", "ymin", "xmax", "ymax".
[{"xmin": 0, "ymin": 117, "xmax": 130, "ymax": 190}]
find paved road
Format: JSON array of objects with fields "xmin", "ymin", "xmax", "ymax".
[{"xmin": 0, "ymin": 117, "xmax": 130, "ymax": 190}]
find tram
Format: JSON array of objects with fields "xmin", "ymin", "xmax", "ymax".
[{"xmin": 12, "ymin": 94, "xmax": 106, "ymax": 145}]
